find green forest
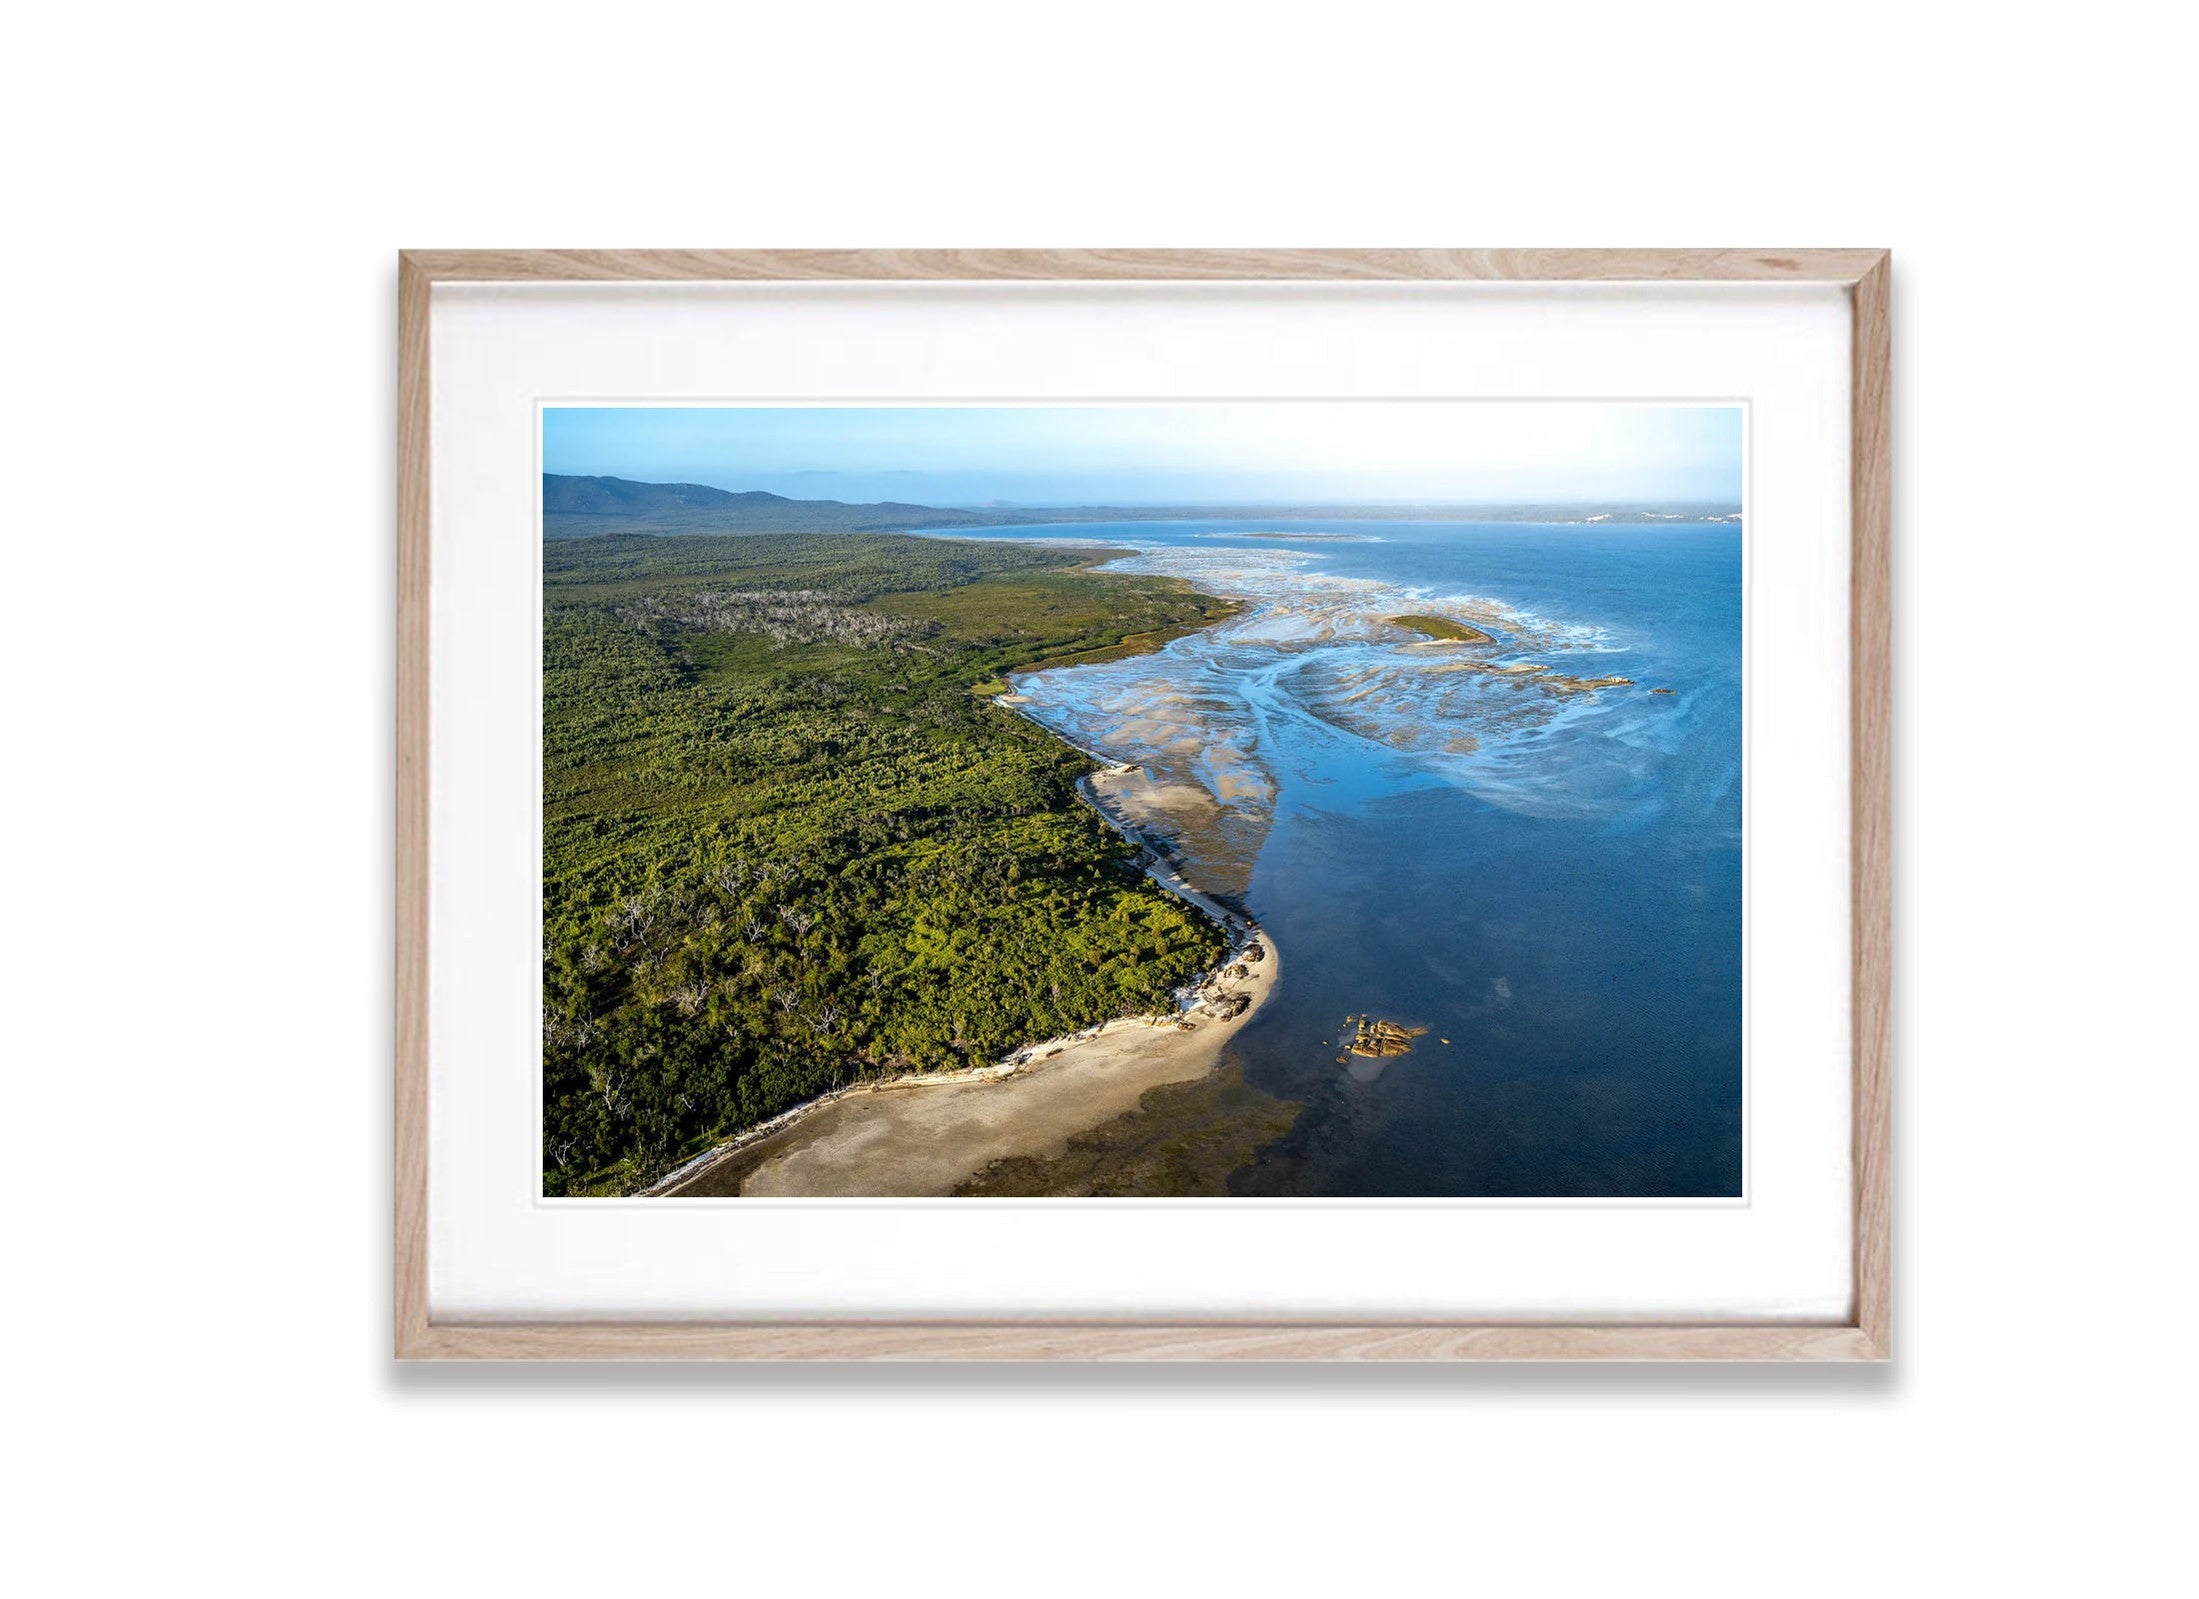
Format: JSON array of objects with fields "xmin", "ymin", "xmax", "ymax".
[{"xmin": 543, "ymin": 531, "xmax": 1239, "ymax": 1196}]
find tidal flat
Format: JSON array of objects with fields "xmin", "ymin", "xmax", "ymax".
[{"xmin": 949, "ymin": 518, "xmax": 1744, "ymax": 1198}]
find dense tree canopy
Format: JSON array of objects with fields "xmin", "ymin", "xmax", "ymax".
[{"xmin": 544, "ymin": 533, "xmax": 1239, "ymax": 1195}]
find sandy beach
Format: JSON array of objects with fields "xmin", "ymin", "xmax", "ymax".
[
  {"xmin": 657, "ymin": 929, "xmax": 1277, "ymax": 1197},
  {"xmin": 653, "ymin": 767, "xmax": 1279, "ymax": 1198}
]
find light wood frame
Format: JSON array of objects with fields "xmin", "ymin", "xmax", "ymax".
[{"xmin": 397, "ymin": 248, "xmax": 1890, "ymax": 1360}]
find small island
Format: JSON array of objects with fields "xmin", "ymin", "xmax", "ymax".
[{"xmin": 1390, "ymin": 614, "xmax": 1497, "ymax": 645}]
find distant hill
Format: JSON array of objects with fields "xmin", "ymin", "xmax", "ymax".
[
  {"xmin": 543, "ymin": 475, "xmax": 787, "ymax": 516},
  {"xmin": 543, "ymin": 475, "xmax": 1025, "ymax": 539},
  {"xmin": 543, "ymin": 474, "xmax": 1742, "ymax": 539}
]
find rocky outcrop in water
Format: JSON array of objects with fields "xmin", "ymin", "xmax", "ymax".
[{"xmin": 1343, "ymin": 1015, "xmax": 1429, "ymax": 1058}]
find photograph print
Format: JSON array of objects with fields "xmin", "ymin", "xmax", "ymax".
[{"xmin": 540, "ymin": 402, "xmax": 1744, "ymax": 1200}]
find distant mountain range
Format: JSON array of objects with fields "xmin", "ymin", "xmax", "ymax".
[
  {"xmin": 542, "ymin": 474, "xmax": 1740, "ymax": 539},
  {"xmin": 542, "ymin": 475, "xmax": 1029, "ymax": 538}
]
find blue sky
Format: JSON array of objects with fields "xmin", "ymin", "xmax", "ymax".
[{"xmin": 542, "ymin": 404, "xmax": 1742, "ymax": 507}]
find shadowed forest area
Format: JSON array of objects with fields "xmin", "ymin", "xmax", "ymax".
[{"xmin": 543, "ymin": 532, "xmax": 1239, "ymax": 1195}]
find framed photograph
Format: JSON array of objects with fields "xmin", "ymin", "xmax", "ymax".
[{"xmin": 397, "ymin": 249, "xmax": 1889, "ymax": 1359}]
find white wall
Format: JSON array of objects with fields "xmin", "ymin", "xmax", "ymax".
[{"xmin": 8, "ymin": 3, "xmax": 2189, "ymax": 1593}]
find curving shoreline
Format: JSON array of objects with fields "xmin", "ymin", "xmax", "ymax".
[{"xmin": 649, "ymin": 756, "xmax": 1275, "ymax": 1199}]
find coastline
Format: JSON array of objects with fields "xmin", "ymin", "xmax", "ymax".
[{"xmin": 650, "ymin": 748, "xmax": 1274, "ymax": 1199}]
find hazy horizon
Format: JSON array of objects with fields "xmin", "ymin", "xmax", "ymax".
[{"xmin": 543, "ymin": 404, "xmax": 1743, "ymax": 509}]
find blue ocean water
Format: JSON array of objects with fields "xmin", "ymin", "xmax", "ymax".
[{"xmin": 945, "ymin": 518, "xmax": 1742, "ymax": 1197}]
